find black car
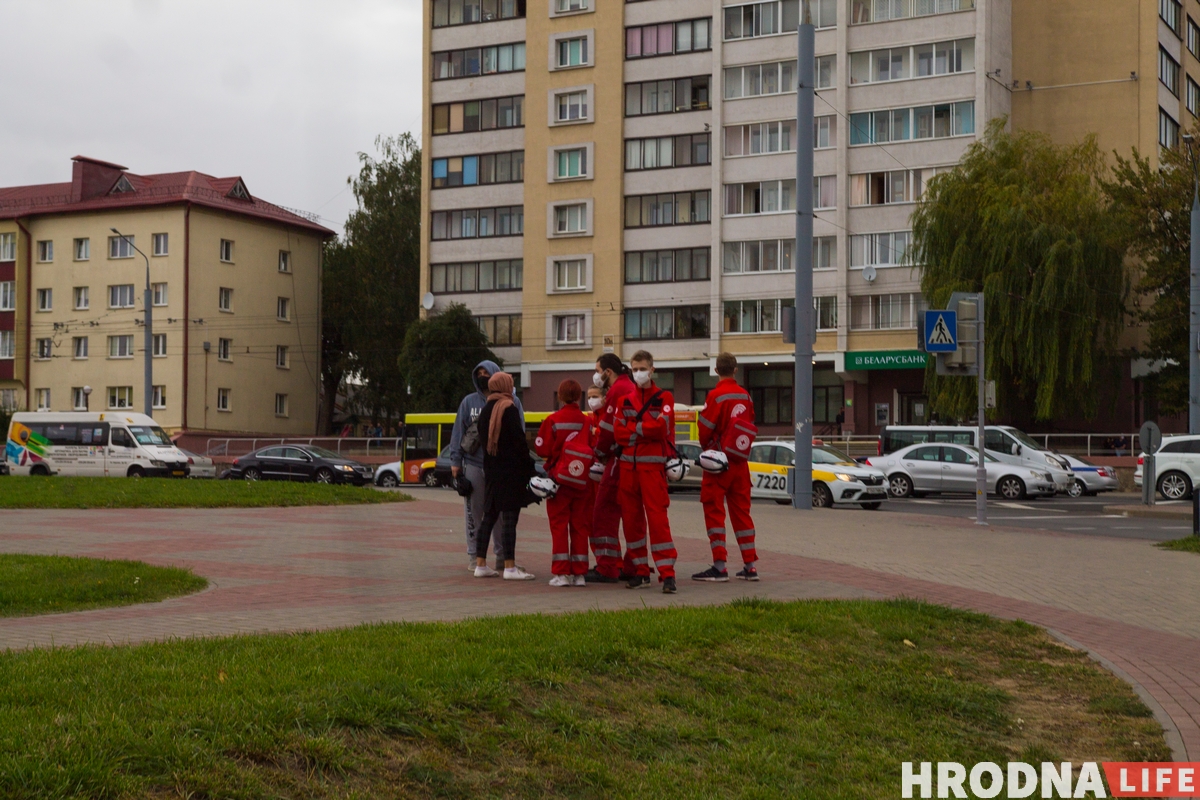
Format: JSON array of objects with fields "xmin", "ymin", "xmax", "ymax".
[{"xmin": 226, "ymin": 445, "xmax": 374, "ymax": 485}]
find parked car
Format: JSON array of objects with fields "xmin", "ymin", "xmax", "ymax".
[
  {"xmin": 669, "ymin": 441, "xmax": 704, "ymax": 492},
  {"xmin": 1060, "ymin": 454, "xmax": 1118, "ymax": 497},
  {"xmin": 376, "ymin": 445, "xmax": 453, "ymax": 488},
  {"xmin": 225, "ymin": 445, "xmax": 373, "ymax": 485},
  {"xmin": 1134, "ymin": 434, "xmax": 1200, "ymax": 500},
  {"xmin": 178, "ymin": 448, "xmax": 217, "ymax": 479},
  {"xmin": 867, "ymin": 443, "xmax": 1056, "ymax": 500},
  {"xmin": 879, "ymin": 425, "xmax": 1074, "ymax": 493},
  {"xmin": 748, "ymin": 440, "xmax": 888, "ymax": 509}
]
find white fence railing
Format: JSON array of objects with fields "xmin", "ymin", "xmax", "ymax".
[
  {"xmin": 203, "ymin": 437, "xmax": 405, "ymax": 458},
  {"xmin": 761, "ymin": 432, "xmax": 1144, "ymax": 459}
]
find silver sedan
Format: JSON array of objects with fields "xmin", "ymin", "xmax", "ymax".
[
  {"xmin": 1060, "ymin": 454, "xmax": 1119, "ymax": 497},
  {"xmin": 866, "ymin": 443, "xmax": 1058, "ymax": 500}
]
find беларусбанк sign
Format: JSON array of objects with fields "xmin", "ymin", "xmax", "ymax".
[{"xmin": 845, "ymin": 350, "xmax": 928, "ymax": 371}]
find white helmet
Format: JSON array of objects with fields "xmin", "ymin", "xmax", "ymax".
[
  {"xmin": 589, "ymin": 461, "xmax": 605, "ymax": 482},
  {"xmin": 529, "ymin": 476, "xmax": 559, "ymax": 499},
  {"xmin": 665, "ymin": 457, "xmax": 689, "ymax": 482},
  {"xmin": 698, "ymin": 450, "xmax": 729, "ymax": 473}
]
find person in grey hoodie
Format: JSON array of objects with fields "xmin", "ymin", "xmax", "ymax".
[{"xmin": 450, "ymin": 360, "xmax": 524, "ymax": 570}]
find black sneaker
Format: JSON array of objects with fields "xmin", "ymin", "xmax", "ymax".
[
  {"xmin": 662, "ymin": 577, "xmax": 677, "ymax": 594},
  {"xmin": 736, "ymin": 566, "xmax": 759, "ymax": 581},
  {"xmin": 626, "ymin": 575, "xmax": 652, "ymax": 590},
  {"xmin": 692, "ymin": 566, "xmax": 729, "ymax": 582},
  {"xmin": 585, "ymin": 568, "xmax": 619, "ymax": 584}
]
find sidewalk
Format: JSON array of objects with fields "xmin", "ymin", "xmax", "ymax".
[
  {"xmin": 1, "ymin": 491, "xmax": 1197, "ymax": 757},
  {"xmin": 1105, "ymin": 501, "xmax": 1196, "ymax": 520}
]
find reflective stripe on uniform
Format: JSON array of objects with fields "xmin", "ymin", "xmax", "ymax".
[
  {"xmin": 631, "ymin": 556, "xmax": 649, "ymax": 566},
  {"xmin": 655, "ymin": 557, "xmax": 677, "ymax": 566},
  {"xmin": 715, "ymin": 393, "xmax": 751, "ymax": 403},
  {"xmin": 599, "ymin": 420, "xmax": 614, "ymax": 431},
  {"xmin": 570, "ymin": 554, "xmax": 589, "ymax": 562},
  {"xmin": 552, "ymin": 422, "xmax": 584, "ymax": 432},
  {"xmin": 558, "ymin": 475, "xmax": 588, "ymax": 487},
  {"xmin": 707, "ymin": 527, "xmax": 726, "ymax": 536},
  {"xmin": 626, "ymin": 537, "xmax": 648, "ymax": 550},
  {"xmin": 739, "ymin": 542, "xmax": 755, "ymax": 551},
  {"xmin": 709, "ymin": 540, "xmax": 723, "ymax": 550},
  {"xmin": 594, "ymin": 548, "xmax": 621, "ymax": 558},
  {"xmin": 619, "ymin": 454, "xmax": 668, "ymax": 463},
  {"xmin": 591, "ymin": 536, "xmax": 620, "ymax": 546},
  {"xmin": 650, "ymin": 541, "xmax": 675, "ymax": 552},
  {"xmin": 635, "ymin": 422, "xmax": 644, "ymax": 436},
  {"xmin": 552, "ymin": 554, "xmax": 570, "ymax": 561},
  {"xmin": 735, "ymin": 529, "xmax": 756, "ymax": 539},
  {"xmin": 699, "ymin": 416, "xmax": 716, "ymax": 429}
]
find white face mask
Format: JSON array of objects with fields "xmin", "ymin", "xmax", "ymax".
[
  {"xmin": 587, "ymin": 396, "xmax": 603, "ymax": 411},
  {"xmin": 592, "ymin": 371, "xmax": 605, "ymax": 388},
  {"xmin": 632, "ymin": 369, "xmax": 652, "ymax": 387}
]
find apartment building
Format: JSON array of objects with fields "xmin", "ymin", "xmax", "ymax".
[
  {"xmin": 421, "ymin": 0, "xmax": 1008, "ymax": 434},
  {"xmin": 0, "ymin": 156, "xmax": 333, "ymax": 434}
]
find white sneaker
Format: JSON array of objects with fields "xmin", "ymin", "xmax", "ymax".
[
  {"xmin": 474, "ymin": 565, "xmax": 500, "ymax": 578},
  {"xmin": 504, "ymin": 567, "xmax": 535, "ymax": 581},
  {"xmin": 570, "ymin": 574, "xmax": 587, "ymax": 587},
  {"xmin": 548, "ymin": 575, "xmax": 572, "ymax": 587}
]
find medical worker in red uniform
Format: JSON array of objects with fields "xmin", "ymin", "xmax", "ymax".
[
  {"xmin": 586, "ymin": 353, "xmax": 637, "ymax": 583},
  {"xmin": 535, "ymin": 380, "xmax": 592, "ymax": 586}
]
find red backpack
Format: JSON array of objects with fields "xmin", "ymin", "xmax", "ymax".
[
  {"xmin": 549, "ymin": 435, "xmax": 594, "ymax": 491},
  {"xmin": 721, "ymin": 417, "xmax": 758, "ymax": 463}
]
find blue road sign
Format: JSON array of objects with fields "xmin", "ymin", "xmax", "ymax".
[{"xmin": 924, "ymin": 310, "xmax": 958, "ymax": 352}]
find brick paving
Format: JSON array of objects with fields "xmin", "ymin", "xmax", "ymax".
[{"xmin": 1, "ymin": 490, "xmax": 1196, "ymax": 758}]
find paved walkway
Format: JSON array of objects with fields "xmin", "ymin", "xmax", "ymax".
[{"xmin": 2, "ymin": 490, "xmax": 1198, "ymax": 758}]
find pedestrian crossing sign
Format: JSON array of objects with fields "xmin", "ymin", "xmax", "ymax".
[{"xmin": 924, "ymin": 310, "xmax": 958, "ymax": 352}]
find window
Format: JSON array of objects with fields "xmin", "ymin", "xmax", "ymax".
[
  {"xmin": 218, "ymin": 287, "xmax": 232, "ymax": 311},
  {"xmin": 724, "ymin": 60, "xmax": 797, "ymax": 99},
  {"xmin": 432, "ymin": 0, "xmax": 525, "ymax": 27},
  {"xmin": 1163, "ymin": 0, "xmax": 1183, "ymax": 35},
  {"xmin": 153, "ymin": 385, "xmax": 166, "ymax": 409},
  {"xmin": 73, "ymin": 336, "xmax": 88, "ymax": 359},
  {"xmin": 557, "ymin": 36, "xmax": 589, "ymax": 67},
  {"xmin": 555, "ymin": 91, "xmax": 589, "ymax": 122},
  {"xmin": 554, "ymin": 204, "xmax": 588, "ymax": 234},
  {"xmin": 109, "ymin": 235, "xmax": 134, "ymax": 259},
  {"xmin": 278, "ymin": 250, "xmax": 291, "ymax": 273},
  {"xmin": 624, "ymin": 190, "xmax": 711, "ymax": 228},
  {"xmin": 36, "ymin": 388, "xmax": 51, "ymax": 411},
  {"xmin": 815, "ymin": 295, "xmax": 838, "ymax": 330},
  {"xmin": 556, "ymin": 148, "xmax": 588, "ymax": 179},
  {"xmin": 849, "ymin": 293, "xmax": 925, "ymax": 330},
  {"xmin": 36, "ymin": 338, "xmax": 52, "ymax": 359},
  {"xmin": 1190, "ymin": 17, "xmax": 1200, "ymax": 58},
  {"xmin": 432, "ymin": 151, "xmax": 525, "ymax": 188},
  {"xmin": 850, "ymin": 0, "xmax": 974, "ymax": 24},
  {"xmin": 275, "ymin": 394, "xmax": 289, "ymax": 417},
  {"xmin": 626, "ymin": 18, "xmax": 711, "ymax": 58},
  {"xmin": 556, "ymin": 0, "xmax": 586, "ymax": 10},
  {"xmin": 108, "ymin": 335, "xmax": 134, "ymax": 358},
  {"xmin": 850, "ymin": 103, "xmax": 974, "ymax": 144},
  {"xmin": 430, "ymin": 259, "xmax": 524, "ymax": 292},
  {"xmin": 624, "ymin": 305, "xmax": 709, "ymax": 340},
  {"xmin": 110, "ymin": 284, "xmax": 136, "ymax": 309},
  {"xmin": 723, "ymin": 299, "xmax": 795, "ymax": 333},
  {"xmin": 152, "ymin": 282, "xmax": 168, "ymax": 306},
  {"xmin": 73, "ymin": 286, "xmax": 89, "ymax": 309},
  {"xmin": 219, "ymin": 239, "xmax": 233, "ymax": 262},
  {"xmin": 724, "ymin": 0, "xmax": 798, "ymax": 40},
  {"xmin": 34, "ymin": 288, "xmax": 51, "ymax": 311},
  {"xmin": 216, "ymin": 388, "xmax": 231, "ymax": 411},
  {"xmin": 1161, "ymin": 108, "xmax": 1181, "ymax": 148},
  {"xmin": 550, "ymin": 259, "xmax": 585, "ymax": 291},
  {"xmin": 850, "ymin": 169, "xmax": 937, "ymax": 206},
  {"xmin": 850, "ymin": 40, "xmax": 973, "ymax": 85},
  {"xmin": 724, "ymin": 121, "xmax": 796, "ymax": 157},
  {"xmin": 553, "ymin": 314, "xmax": 586, "ymax": 344},
  {"xmin": 36, "ymin": 240, "xmax": 53, "ymax": 262},
  {"xmin": 152, "ymin": 233, "xmax": 168, "ymax": 256},
  {"xmin": 722, "ymin": 239, "xmax": 795, "ymax": 274},
  {"xmin": 816, "ymin": 55, "xmax": 836, "ymax": 89},
  {"xmin": 850, "ymin": 231, "xmax": 912, "ymax": 267},
  {"xmin": 218, "ymin": 338, "xmax": 232, "ymax": 361},
  {"xmin": 432, "ymin": 95, "xmax": 525, "ymax": 134},
  {"xmin": 625, "ymin": 134, "xmax": 710, "ymax": 170},
  {"xmin": 72, "ymin": 387, "xmax": 88, "ymax": 411},
  {"xmin": 724, "ymin": 180, "xmax": 796, "ymax": 215},
  {"xmin": 103, "ymin": 386, "xmax": 132, "ymax": 410},
  {"xmin": 433, "ymin": 42, "xmax": 526, "ymax": 79},
  {"xmin": 0, "ymin": 233, "xmax": 15, "ymax": 261},
  {"xmin": 814, "ymin": 176, "xmax": 837, "ymax": 209},
  {"xmin": 0, "ymin": 331, "xmax": 13, "ymax": 359},
  {"xmin": 74, "ymin": 238, "xmax": 90, "ymax": 260},
  {"xmin": 809, "ymin": 0, "xmax": 836, "ymax": 27},
  {"xmin": 624, "ymin": 248, "xmax": 711, "ymax": 284},
  {"xmin": 153, "ymin": 333, "xmax": 167, "ymax": 357},
  {"xmin": 431, "ymin": 206, "xmax": 524, "ymax": 240},
  {"xmin": 813, "ymin": 236, "xmax": 837, "ymax": 270},
  {"xmin": 1189, "ymin": 76, "xmax": 1200, "ymax": 117},
  {"xmin": 475, "ymin": 314, "xmax": 523, "ymax": 345},
  {"xmin": 277, "ymin": 297, "xmax": 291, "ymax": 320},
  {"xmin": 1161, "ymin": 47, "xmax": 1181, "ymax": 96},
  {"xmin": 276, "ymin": 345, "xmax": 289, "ymax": 368},
  {"xmin": 625, "ymin": 75, "xmax": 711, "ymax": 116},
  {"xmin": 0, "ymin": 281, "xmax": 13, "ymax": 311}
]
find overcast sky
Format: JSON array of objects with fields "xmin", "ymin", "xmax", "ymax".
[{"xmin": 1, "ymin": 0, "xmax": 421, "ymax": 233}]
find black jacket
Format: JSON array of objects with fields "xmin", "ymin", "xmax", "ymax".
[{"xmin": 476, "ymin": 400, "xmax": 537, "ymax": 512}]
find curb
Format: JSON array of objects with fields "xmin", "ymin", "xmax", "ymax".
[{"xmin": 1103, "ymin": 504, "xmax": 1194, "ymax": 520}]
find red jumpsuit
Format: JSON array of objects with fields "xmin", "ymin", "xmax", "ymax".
[
  {"xmin": 535, "ymin": 405, "xmax": 592, "ymax": 576},
  {"xmin": 698, "ymin": 377, "xmax": 758, "ymax": 566},
  {"xmin": 614, "ymin": 382, "xmax": 677, "ymax": 580},
  {"xmin": 592, "ymin": 374, "xmax": 638, "ymax": 578}
]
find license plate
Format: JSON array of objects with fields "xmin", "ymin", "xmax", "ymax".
[{"xmin": 171, "ymin": 470, "xmax": 185, "ymax": 476}]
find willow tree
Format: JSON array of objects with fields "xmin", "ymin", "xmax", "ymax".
[{"xmin": 910, "ymin": 119, "xmax": 1128, "ymax": 424}]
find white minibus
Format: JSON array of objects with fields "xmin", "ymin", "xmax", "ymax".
[{"xmin": 5, "ymin": 412, "xmax": 190, "ymax": 477}]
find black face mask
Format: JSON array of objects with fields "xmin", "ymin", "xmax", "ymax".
[{"xmin": 474, "ymin": 373, "xmax": 490, "ymax": 394}]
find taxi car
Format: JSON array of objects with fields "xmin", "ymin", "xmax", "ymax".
[{"xmin": 748, "ymin": 440, "xmax": 888, "ymax": 509}]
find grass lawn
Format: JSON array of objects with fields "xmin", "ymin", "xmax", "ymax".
[
  {"xmin": 0, "ymin": 476, "xmax": 411, "ymax": 509},
  {"xmin": 0, "ymin": 554, "xmax": 207, "ymax": 617},
  {"xmin": 0, "ymin": 599, "xmax": 1168, "ymax": 799},
  {"xmin": 1157, "ymin": 535, "xmax": 1200, "ymax": 553}
]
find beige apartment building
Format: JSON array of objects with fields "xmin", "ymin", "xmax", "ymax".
[
  {"xmin": 0, "ymin": 156, "xmax": 332, "ymax": 434},
  {"xmin": 421, "ymin": 0, "xmax": 1006, "ymax": 435}
]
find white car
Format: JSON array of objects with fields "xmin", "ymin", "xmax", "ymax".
[
  {"xmin": 374, "ymin": 460, "xmax": 403, "ymax": 488},
  {"xmin": 178, "ymin": 448, "xmax": 217, "ymax": 479},
  {"xmin": 748, "ymin": 440, "xmax": 889, "ymax": 509},
  {"xmin": 867, "ymin": 442, "xmax": 1057, "ymax": 500},
  {"xmin": 1134, "ymin": 434, "xmax": 1200, "ymax": 500},
  {"xmin": 1060, "ymin": 454, "xmax": 1118, "ymax": 497}
]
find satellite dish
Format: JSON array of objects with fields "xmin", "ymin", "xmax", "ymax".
[
  {"xmin": 862, "ymin": 265, "xmax": 877, "ymax": 282},
  {"xmin": 421, "ymin": 292, "xmax": 435, "ymax": 310}
]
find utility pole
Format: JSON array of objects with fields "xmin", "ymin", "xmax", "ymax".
[
  {"xmin": 111, "ymin": 228, "xmax": 152, "ymax": 417},
  {"xmin": 1190, "ymin": 145, "xmax": 1200, "ymax": 437},
  {"xmin": 974, "ymin": 294, "xmax": 987, "ymax": 526},
  {"xmin": 792, "ymin": 3, "xmax": 814, "ymax": 510}
]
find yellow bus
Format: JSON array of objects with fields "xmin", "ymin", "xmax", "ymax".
[{"xmin": 399, "ymin": 411, "xmax": 553, "ymax": 484}]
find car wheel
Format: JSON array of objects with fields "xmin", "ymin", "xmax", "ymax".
[
  {"xmin": 422, "ymin": 470, "xmax": 439, "ymax": 488},
  {"xmin": 243, "ymin": 467, "xmax": 262, "ymax": 481},
  {"xmin": 1158, "ymin": 470, "xmax": 1192, "ymax": 501},
  {"xmin": 860, "ymin": 501, "xmax": 883, "ymax": 510},
  {"xmin": 29, "ymin": 465, "xmax": 50, "ymax": 477},
  {"xmin": 314, "ymin": 468, "xmax": 335, "ymax": 484},
  {"xmin": 997, "ymin": 476, "xmax": 1026, "ymax": 500},
  {"xmin": 813, "ymin": 482, "xmax": 834, "ymax": 508},
  {"xmin": 775, "ymin": 499, "xmax": 791, "ymax": 505},
  {"xmin": 888, "ymin": 473, "xmax": 914, "ymax": 499},
  {"xmin": 127, "ymin": 466, "xmax": 145, "ymax": 478},
  {"xmin": 378, "ymin": 473, "xmax": 399, "ymax": 488},
  {"xmin": 1067, "ymin": 478, "xmax": 1086, "ymax": 499}
]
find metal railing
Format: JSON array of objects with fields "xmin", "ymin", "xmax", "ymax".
[
  {"xmin": 203, "ymin": 437, "xmax": 405, "ymax": 458},
  {"xmin": 759, "ymin": 432, "xmax": 1146, "ymax": 459}
]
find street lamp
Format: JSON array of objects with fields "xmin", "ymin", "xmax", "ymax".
[
  {"xmin": 109, "ymin": 228, "xmax": 153, "ymax": 417},
  {"xmin": 1183, "ymin": 135, "xmax": 1200, "ymax": 437}
]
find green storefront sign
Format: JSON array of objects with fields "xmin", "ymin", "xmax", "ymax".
[{"xmin": 845, "ymin": 350, "xmax": 927, "ymax": 371}]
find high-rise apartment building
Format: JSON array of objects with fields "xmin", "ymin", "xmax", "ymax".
[{"xmin": 421, "ymin": 0, "xmax": 1007, "ymax": 434}]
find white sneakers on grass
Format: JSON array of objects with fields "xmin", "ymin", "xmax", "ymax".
[{"xmin": 504, "ymin": 566, "xmax": 535, "ymax": 581}]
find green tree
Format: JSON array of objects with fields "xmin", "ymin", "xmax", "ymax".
[
  {"xmin": 911, "ymin": 120, "xmax": 1128, "ymax": 424},
  {"xmin": 319, "ymin": 134, "xmax": 422, "ymax": 433},
  {"xmin": 398, "ymin": 303, "xmax": 500, "ymax": 413},
  {"xmin": 1103, "ymin": 135, "xmax": 1196, "ymax": 415}
]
